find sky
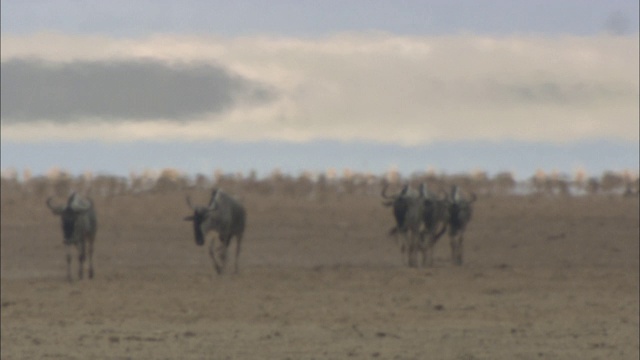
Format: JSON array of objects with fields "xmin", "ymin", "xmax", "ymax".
[{"xmin": 1, "ymin": 0, "xmax": 639, "ymax": 180}]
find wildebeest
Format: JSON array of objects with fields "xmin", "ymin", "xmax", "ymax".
[
  {"xmin": 381, "ymin": 183, "xmax": 425, "ymax": 267},
  {"xmin": 46, "ymin": 192, "xmax": 98, "ymax": 282},
  {"xmin": 184, "ymin": 188, "xmax": 247, "ymax": 274},
  {"xmin": 446, "ymin": 185, "xmax": 477, "ymax": 265},
  {"xmin": 418, "ymin": 184, "xmax": 449, "ymax": 267}
]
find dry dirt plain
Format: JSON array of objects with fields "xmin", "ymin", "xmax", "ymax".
[{"xmin": 1, "ymin": 189, "xmax": 638, "ymax": 359}]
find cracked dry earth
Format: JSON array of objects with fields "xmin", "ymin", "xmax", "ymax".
[{"xmin": 2, "ymin": 191, "xmax": 638, "ymax": 359}]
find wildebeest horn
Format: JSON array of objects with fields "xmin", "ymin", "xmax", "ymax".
[
  {"xmin": 69, "ymin": 193, "xmax": 91, "ymax": 211},
  {"xmin": 382, "ymin": 200, "xmax": 394, "ymax": 207},
  {"xmin": 420, "ymin": 183, "xmax": 436, "ymax": 199},
  {"xmin": 208, "ymin": 189, "xmax": 221, "ymax": 210},
  {"xmin": 46, "ymin": 197, "xmax": 64, "ymax": 213},
  {"xmin": 381, "ymin": 183, "xmax": 394, "ymax": 199},
  {"xmin": 451, "ymin": 185, "xmax": 460, "ymax": 202},
  {"xmin": 208, "ymin": 189, "xmax": 217, "ymax": 204}
]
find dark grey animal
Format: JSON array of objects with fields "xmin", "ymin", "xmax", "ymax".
[
  {"xmin": 418, "ymin": 184, "xmax": 449, "ymax": 267},
  {"xmin": 46, "ymin": 192, "xmax": 98, "ymax": 282},
  {"xmin": 184, "ymin": 188, "xmax": 247, "ymax": 274},
  {"xmin": 382, "ymin": 183, "xmax": 425, "ymax": 267},
  {"xmin": 446, "ymin": 185, "xmax": 477, "ymax": 265}
]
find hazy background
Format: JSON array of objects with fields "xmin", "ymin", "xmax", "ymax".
[{"xmin": 1, "ymin": 0, "xmax": 638, "ymax": 179}]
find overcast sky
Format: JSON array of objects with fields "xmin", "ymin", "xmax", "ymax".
[
  {"xmin": 2, "ymin": 0, "xmax": 638, "ymax": 37},
  {"xmin": 1, "ymin": 1, "xmax": 638, "ymax": 178}
]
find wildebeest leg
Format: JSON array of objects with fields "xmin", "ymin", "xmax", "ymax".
[
  {"xmin": 422, "ymin": 235, "xmax": 434, "ymax": 267},
  {"xmin": 77, "ymin": 241, "xmax": 86, "ymax": 280},
  {"xmin": 426, "ymin": 224, "xmax": 447, "ymax": 267},
  {"xmin": 417, "ymin": 232, "xmax": 427, "ymax": 268},
  {"xmin": 399, "ymin": 234, "xmax": 407, "ymax": 265},
  {"xmin": 429, "ymin": 237, "xmax": 437, "ymax": 267},
  {"xmin": 415, "ymin": 234, "xmax": 427, "ymax": 267},
  {"xmin": 450, "ymin": 235, "xmax": 457, "ymax": 264},
  {"xmin": 454, "ymin": 234, "xmax": 464, "ymax": 265},
  {"xmin": 65, "ymin": 245, "xmax": 73, "ymax": 282},
  {"xmin": 87, "ymin": 237, "xmax": 95, "ymax": 279},
  {"xmin": 234, "ymin": 235, "xmax": 242, "ymax": 273},
  {"xmin": 401, "ymin": 232, "xmax": 411, "ymax": 266},
  {"xmin": 216, "ymin": 235, "xmax": 231, "ymax": 273},
  {"xmin": 405, "ymin": 232, "xmax": 416, "ymax": 267},
  {"xmin": 388, "ymin": 226, "xmax": 400, "ymax": 246},
  {"xmin": 209, "ymin": 240, "xmax": 223, "ymax": 275},
  {"xmin": 450, "ymin": 233, "xmax": 464, "ymax": 266},
  {"xmin": 399, "ymin": 233, "xmax": 407, "ymax": 265},
  {"xmin": 407, "ymin": 232, "xmax": 419, "ymax": 268}
]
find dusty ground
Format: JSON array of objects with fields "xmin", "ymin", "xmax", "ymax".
[{"xmin": 1, "ymin": 189, "xmax": 638, "ymax": 359}]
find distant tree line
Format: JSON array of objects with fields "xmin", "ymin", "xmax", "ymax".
[{"xmin": 1, "ymin": 167, "xmax": 638, "ymax": 200}]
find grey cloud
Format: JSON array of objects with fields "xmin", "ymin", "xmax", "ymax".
[
  {"xmin": 1, "ymin": 58, "xmax": 276, "ymax": 123},
  {"xmin": 483, "ymin": 79, "xmax": 637, "ymax": 105},
  {"xmin": 604, "ymin": 11, "xmax": 631, "ymax": 35}
]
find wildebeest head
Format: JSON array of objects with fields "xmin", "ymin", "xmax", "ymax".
[
  {"xmin": 382, "ymin": 183, "xmax": 420, "ymax": 232},
  {"xmin": 449, "ymin": 185, "xmax": 477, "ymax": 205},
  {"xmin": 184, "ymin": 189, "xmax": 221, "ymax": 246},
  {"xmin": 419, "ymin": 183, "xmax": 448, "ymax": 229},
  {"xmin": 381, "ymin": 183, "xmax": 409, "ymax": 205},
  {"xmin": 46, "ymin": 192, "xmax": 93, "ymax": 244},
  {"xmin": 447, "ymin": 185, "xmax": 477, "ymax": 230}
]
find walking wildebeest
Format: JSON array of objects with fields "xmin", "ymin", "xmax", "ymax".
[
  {"xmin": 446, "ymin": 185, "xmax": 477, "ymax": 265},
  {"xmin": 46, "ymin": 192, "xmax": 97, "ymax": 282},
  {"xmin": 418, "ymin": 184, "xmax": 449, "ymax": 267},
  {"xmin": 382, "ymin": 183, "xmax": 425, "ymax": 267},
  {"xmin": 184, "ymin": 188, "xmax": 246, "ymax": 274}
]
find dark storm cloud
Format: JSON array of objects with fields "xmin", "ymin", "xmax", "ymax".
[{"xmin": 0, "ymin": 58, "xmax": 276, "ymax": 123}]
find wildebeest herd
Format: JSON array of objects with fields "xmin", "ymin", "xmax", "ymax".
[
  {"xmin": 47, "ymin": 184, "xmax": 475, "ymax": 281},
  {"xmin": 382, "ymin": 183, "xmax": 476, "ymax": 268}
]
